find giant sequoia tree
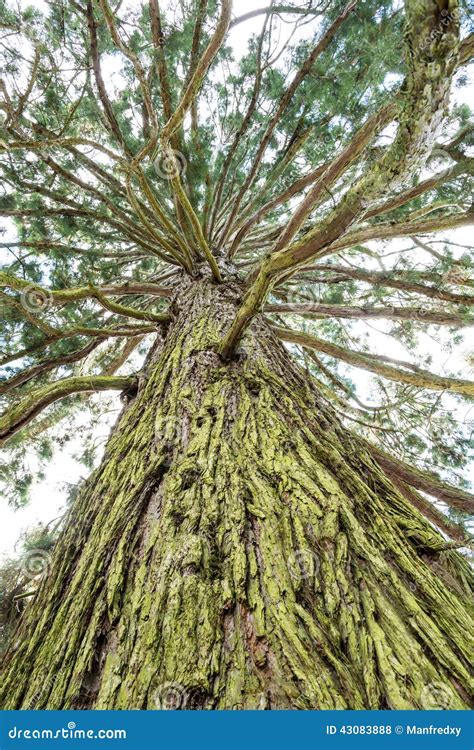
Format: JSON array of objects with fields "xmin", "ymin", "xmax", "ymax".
[{"xmin": 0, "ymin": 0, "xmax": 473, "ymax": 710}]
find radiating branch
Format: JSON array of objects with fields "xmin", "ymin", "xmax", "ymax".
[
  {"xmin": 273, "ymin": 325, "xmax": 474, "ymax": 397},
  {"xmin": 219, "ymin": 0, "xmax": 358, "ymax": 246},
  {"xmin": 161, "ymin": 0, "xmax": 232, "ymax": 142},
  {"xmin": 220, "ymin": 0, "xmax": 461, "ymax": 357},
  {"xmin": 229, "ymin": 4, "xmax": 325, "ymax": 28},
  {"xmin": 265, "ymin": 303, "xmax": 473, "ymax": 327},
  {"xmin": 366, "ymin": 442, "xmax": 474, "ymax": 515},
  {"xmin": 86, "ymin": 0, "xmax": 132, "ymax": 155},
  {"xmin": 0, "ymin": 324, "xmax": 159, "ymax": 367},
  {"xmin": 0, "ymin": 340, "xmax": 102, "ymax": 395},
  {"xmin": 0, "ymin": 272, "xmax": 173, "ymax": 305},
  {"xmin": 388, "ymin": 478, "xmax": 471, "ymax": 544},
  {"xmin": 292, "ymin": 264, "xmax": 474, "ymax": 307},
  {"xmin": 0, "ymin": 375, "xmax": 135, "ymax": 445}
]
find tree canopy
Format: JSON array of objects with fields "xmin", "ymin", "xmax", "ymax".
[{"xmin": 0, "ymin": 0, "xmax": 473, "ymax": 537}]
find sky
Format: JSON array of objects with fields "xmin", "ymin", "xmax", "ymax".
[{"xmin": 0, "ymin": 0, "xmax": 472, "ymax": 558}]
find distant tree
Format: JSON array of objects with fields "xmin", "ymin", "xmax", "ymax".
[{"xmin": 0, "ymin": 0, "xmax": 472, "ymax": 709}]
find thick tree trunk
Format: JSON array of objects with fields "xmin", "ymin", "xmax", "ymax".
[{"xmin": 0, "ymin": 278, "xmax": 472, "ymax": 710}]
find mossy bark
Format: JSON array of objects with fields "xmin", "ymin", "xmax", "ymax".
[{"xmin": 0, "ymin": 278, "xmax": 472, "ymax": 710}]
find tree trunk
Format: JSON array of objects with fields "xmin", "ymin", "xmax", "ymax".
[{"xmin": 0, "ymin": 277, "xmax": 472, "ymax": 710}]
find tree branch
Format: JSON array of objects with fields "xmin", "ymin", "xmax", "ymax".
[
  {"xmin": 365, "ymin": 442, "xmax": 474, "ymax": 515},
  {"xmin": 326, "ymin": 210, "xmax": 474, "ymax": 254},
  {"xmin": 219, "ymin": 0, "xmax": 461, "ymax": 357},
  {"xmin": 273, "ymin": 325, "xmax": 474, "ymax": 397},
  {"xmin": 389, "ymin": 477, "xmax": 471, "ymax": 544},
  {"xmin": 0, "ymin": 340, "xmax": 102, "ymax": 395},
  {"xmin": 0, "ymin": 324, "xmax": 159, "ymax": 367},
  {"xmin": 265, "ymin": 303, "xmax": 473, "ymax": 327},
  {"xmin": 230, "ymin": 4, "xmax": 325, "ymax": 27},
  {"xmin": 219, "ymin": 0, "xmax": 358, "ymax": 246},
  {"xmin": 86, "ymin": 0, "xmax": 132, "ymax": 155},
  {"xmin": 161, "ymin": 0, "xmax": 232, "ymax": 142},
  {"xmin": 0, "ymin": 272, "xmax": 172, "ymax": 305},
  {"xmin": 0, "ymin": 375, "xmax": 135, "ymax": 445},
  {"xmin": 293, "ymin": 264, "xmax": 474, "ymax": 307}
]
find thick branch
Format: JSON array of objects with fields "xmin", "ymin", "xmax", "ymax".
[
  {"xmin": 0, "ymin": 341, "xmax": 102, "ymax": 395},
  {"xmin": 364, "ymin": 158, "xmax": 473, "ymax": 221},
  {"xmin": 265, "ymin": 303, "xmax": 473, "ymax": 327},
  {"xmin": 220, "ymin": 0, "xmax": 460, "ymax": 357},
  {"xmin": 149, "ymin": 0, "xmax": 174, "ymax": 122},
  {"xmin": 90, "ymin": 286, "xmax": 170, "ymax": 323},
  {"xmin": 366, "ymin": 442, "xmax": 474, "ymax": 515},
  {"xmin": 327, "ymin": 211, "xmax": 474, "ymax": 254},
  {"xmin": 294, "ymin": 264, "xmax": 474, "ymax": 306},
  {"xmin": 389, "ymin": 478, "xmax": 471, "ymax": 544},
  {"xmin": 210, "ymin": 10, "xmax": 268, "ymax": 238},
  {"xmin": 0, "ymin": 273, "xmax": 172, "ymax": 305},
  {"xmin": 98, "ymin": 0, "xmax": 158, "ymax": 160},
  {"xmin": 459, "ymin": 32, "xmax": 474, "ymax": 66},
  {"xmin": 0, "ymin": 324, "xmax": 158, "ymax": 367},
  {"xmin": 161, "ymin": 0, "xmax": 232, "ymax": 141},
  {"xmin": 86, "ymin": 0, "xmax": 131, "ymax": 154},
  {"xmin": 273, "ymin": 325, "xmax": 474, "ymax": 397},
  {"xmin": 219, "ymin": 0, "xmax": 358, "ymax": 245},
  {"xmin": 0, "ymin": 376, "xmax": 135, "ymax": 445}
]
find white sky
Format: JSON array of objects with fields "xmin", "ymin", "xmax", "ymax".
[{"xmin": 0, "ymin": 0, "xmax": 473, "ymax": 558}]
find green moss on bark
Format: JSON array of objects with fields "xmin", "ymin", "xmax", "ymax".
[{"xmin": 0, "ymin": 279, "xmax": 472, "ymax": 710}]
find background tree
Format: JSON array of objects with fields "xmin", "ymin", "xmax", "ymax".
[{"xmin": 0, "ymin": 0, "xmax": 473, "ymax": 709}]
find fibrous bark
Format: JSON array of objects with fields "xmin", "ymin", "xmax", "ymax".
[{"xmin": 0, "ymin": 277, "xmax": 472, "ymax": 710}]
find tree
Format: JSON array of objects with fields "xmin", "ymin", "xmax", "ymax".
[{"xmin": 0, "ymin": 0, "xmax": 473, "ymax": 710}]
